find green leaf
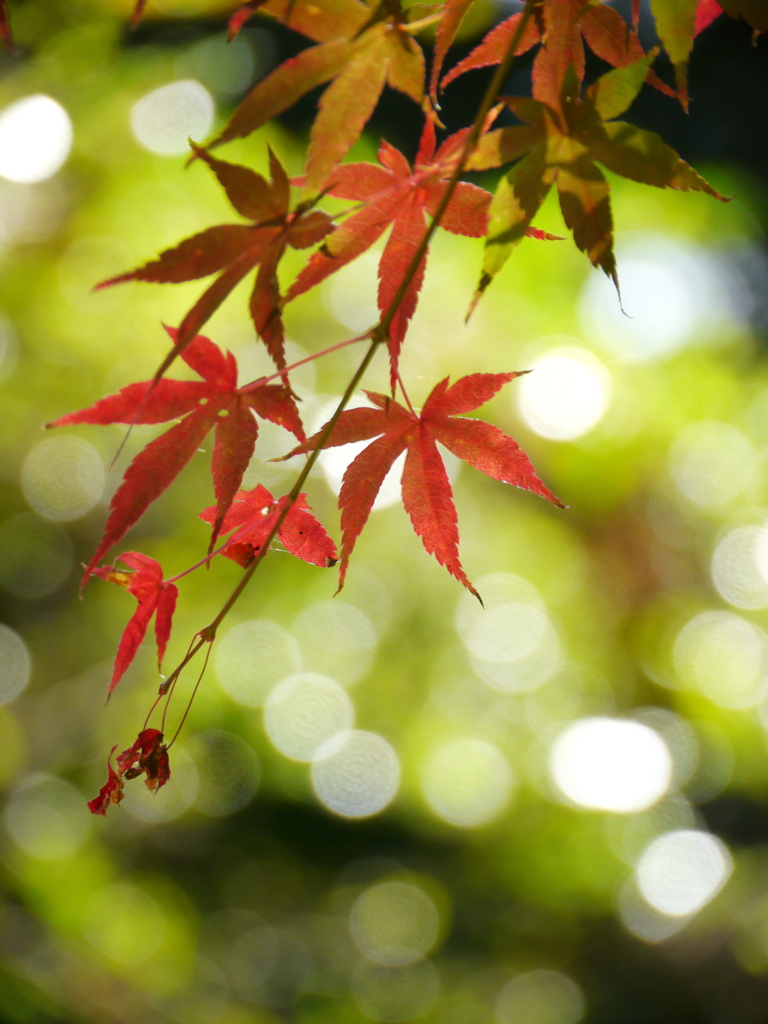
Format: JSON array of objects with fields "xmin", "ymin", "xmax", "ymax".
[
  {"xmin": 585, "ymin": 122, "xmax": 729, "ymax": 199},
  {"xmin": 583, "ymin": 51, "xmax": 656, "ymax": 123},
  {"xmin": 481, "ymin": 143, "xmax": 555, "ymax": 286},
  {"xmin": 650, "ymin": 0, "xmax": 697, "ymax": 103},
  {"xmin": 556, "ymin": 153, "xmax": 616, "ymax": 286}
]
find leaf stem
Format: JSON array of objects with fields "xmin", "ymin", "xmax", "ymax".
[{"xmin": 239, "ymin": 330, "xmax": 371, "ymax": 392}]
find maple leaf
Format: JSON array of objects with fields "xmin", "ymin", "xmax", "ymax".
[
  {"xmin": 97, "ymin": 146, "xmax": 333, "ymax": 376},
  {"xmin": 695, "ymin": 0, "xmax": 724, "ymax": 33},
  {"xmin": 87, "ymin": 729, "xmax": 170, "ymax": 815},
  {"xmin": 116, "ymin": 728, "xmax": 171, "ymax": 792},
  {"xmin": 280, "ymin": 373, "xmax": 563, "ymax": 597},
  {"xmin": 438, "ymin": 0, "xmax": 676, "ymax": 112},
  {"xmin": 87, "ymin": 747, "xmax": 123, "ymax": 815},
  {"xmin": 210, "ymin": 0, "xmax": 426, "ymax": 195},
  {"xmin": 47, "ymin": 328, "xmax": 306, "ymax": 582},
  {"xmin": 92, "ymin": 552, "xmax": 179, "ymax": 696},
  {"xmin": 199, "ymin": 483, "xmax": 338, "ymax": 568},
  {"xmin": 287, "ymin": 117, "xmax": 556, "ymax": 391},
  {"xmin": 467, "ymin": 55, "xmax": 728, "ymax": 305}
]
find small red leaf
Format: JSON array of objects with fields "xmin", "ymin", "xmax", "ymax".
[
  {"xmin": 94, "ymin": 552, "xmax": 179, "ymax": 694},
  {"xmin": 199, "ymin": 484, "xmax": 338, "ymax": 569},
  {"xmin": 87, "ymin": 748, "xmax": 123, "ymax": 815}
]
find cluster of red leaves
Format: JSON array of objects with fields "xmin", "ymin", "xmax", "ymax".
[
  {"xmin": 88, "ymin": 728, "xmax": 170, "ymax": 816},
  {"xmin": 26, "ymin": 0, "xmax": 760, "ymax": 817},
  {"xmin": 90, "ymin": 482, "xmax": 334, "ymax": 694}
]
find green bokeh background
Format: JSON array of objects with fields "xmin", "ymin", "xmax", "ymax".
[{"xmin": 2, "ymin": 3, "xmax": 768, "ymax": 1022}]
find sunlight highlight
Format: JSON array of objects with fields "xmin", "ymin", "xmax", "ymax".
[
  {"xmin": 22, "ymin": 437, "xmax": 104, "ymax": 521},
  {"xmin": 130, "ymin": 80, "xmax": 215, "ymax": 156},
  {"xmin": 0, "ymin": 96, "xmax": 72, "ymax": 183},
  {"xmin": 350, "ymin": 881, "xmax": 440, "ymax": 965},
  {"xmin": 549, "ymin": 718, "xmax": 672, "ymax": 813},
  {"xmin": 711, "ymin": 526, "xmax": 768, "ymax": 609},
  {"xmin": 311, "ymin": 729, "xmax": 400, "ymax": 818},
  {"xmin": 420, "ymin": 738, "xmax": 515, "ymax": 827},
  {"xmin": 0, "ymin": 624, "xmax": 30, "ymax": 704},
  {"xmin": 496, "ymin": 969, "xmax": 585, "ymax": 1024},
  {"xmin": 636, "ymin": 830, "xmax": 732, "ymax": 917},
  {"xmin": 669, "ymin": 422, "xmax": 757, "ymax": 509},
  {"xmin": 456, "ymin": 574, "xmax": 561, "ymax": 692},
  {"xmin": 517, "ymin": 349, "xmax": 610, "ymax": 441},
  {"xmin": 215, "ymin": 619, "xmax": 301, "ymax": 707},
  {"xmin": 580, "ymin": 234, "xmax": 730, "ymax": 361},
  {"xmin": 264, "ymin": 673, "xmax": 354, "ymax": 762},
  {"xmin": 674, "ymin": 610, "xmax": 767, "ymax": 709}
]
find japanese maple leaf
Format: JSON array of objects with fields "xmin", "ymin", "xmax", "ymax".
[
  {"xmin": 116, "ymin": 728, "xmax": 170, "ymax": 792},
  {"xmin": 467, "ymin": 55, "xmax": 727, "ymax": 305},
  {"xmin": 695, "ymin": 0, "xmax": 725, "ymax": 33},
  {"xmin": 92, "ymin": 553, "xmax": 178, "ymax": 696},
  {"xmin": 88, "ymin": 728, "xmax": 171, "ymax": 815},
  {"xmin": 210, "ymin": 0, "xmax": 425, "ymax": 195},
  {"xmin": 287, "ymin": 117, "xmax": 555, "ymax": 391},
  {"xmin": 437, "ymin": 0, "xmax": 675, "ymax": 112},
  {"xmin": 47, "ymin": 328, "xmax": 306, "ymax": 582},
  {"xmin": 97, "ymin": 146, "xmax": 333, "ymax": 377},
  {"xmin": 88, "ymin": 747, "xmax": 123, "ymax": 815},
  {"xmin": 199, "ymin": 484, "xmax": 338, "ymax": 568},
  {"xmin": 280, "ymin": 373, "xmax": 563, "ymax": 597}
]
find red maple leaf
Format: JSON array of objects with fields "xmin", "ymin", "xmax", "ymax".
[
  {"xmin": 87, "ymin": 728, "xmax": 171, "ymax": 815},
  {"xmin": 97, "ymin": 146, "xmax": 333, "ymax": 377},
  {"xmin": 695, "ymin": 0, "xmax": 724, "ymax": 32},
  {"xmin": 438, "ymin": 0, "xmax": 676, "ymax": 112},
  {"xmin": 116, "ymin": 728, "xmax": 171, "ymax": 792},
  {"xmin": 281, "ymin": 373, "xmax": 563, "ymax": 597},
  {"xmin": 87, "ymin": 747, "xmax": 123, "ymax": 815},
  {"xmin": 212, "ymin": 0, "xmax": 425, "ymax": 196},
  {"xmin": 287, "ymin": 117, "xmax": 557, "ymax": 391},
  {"xmin": 199, "ymin": 483, "xmax": 338, "ymax": 569},
  {"xmin": 47, "ymin": 328, "xmax": 306, "ymax": 582},
  {"xmin": 92, "ymin": 552, "xmax": 179, "ymax": 696}
]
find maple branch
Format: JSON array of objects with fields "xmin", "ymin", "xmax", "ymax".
[{"xmin": 136, "ymin": 0, "xmax": 538, "ymax": 740}]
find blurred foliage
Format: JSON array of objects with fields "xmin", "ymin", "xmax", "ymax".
[{"xmin": 2, "ymin": 2, "xmax": 768, "ymax": 1024}]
